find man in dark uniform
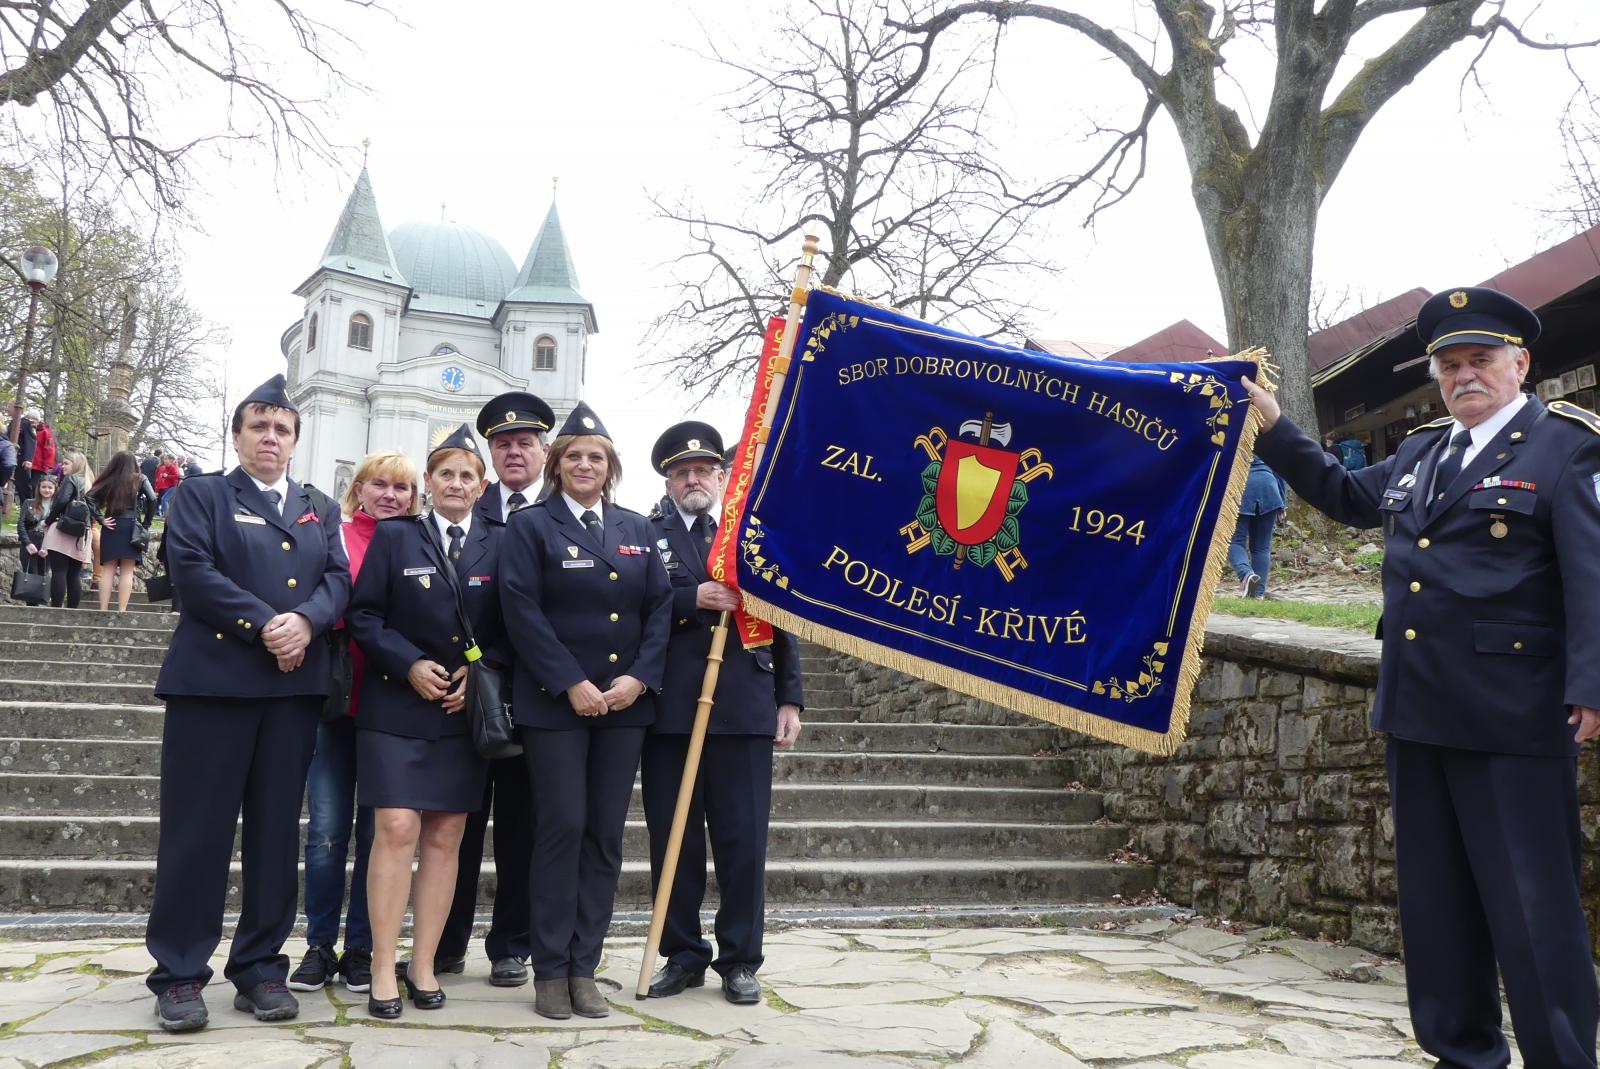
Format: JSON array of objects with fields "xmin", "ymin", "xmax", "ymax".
[
  {"xmin": 1243, "ymin": 287, "xmax": 1600, "ymax": 1069},
  {"xmin": 144, "ymin": 374, "xmax": 351, "ymax": 1033},
  {"xmin": 437, "ymin": 391, "xmax": 556, "ymax": 987},
  {"xmin": 642, "ymin": 421, "xmax": 804, "ymax": 1006}
]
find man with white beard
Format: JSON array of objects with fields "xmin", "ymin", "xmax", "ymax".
[{"xmin": 641, "ymin": 421, "xmax": 803, "ymax": 1006}]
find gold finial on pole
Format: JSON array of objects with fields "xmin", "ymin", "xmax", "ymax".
[
  {"xmin": 361, "ymin": 137, "xmax": 371, "ymax": 166},
  {"xmin": 635, "ymin": 232, "xmax": 820, "ymax": 1001}
]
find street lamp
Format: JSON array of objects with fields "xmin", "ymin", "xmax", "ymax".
[{"xmin": 10, "ymin": 246, "xmax": 59, "ymax": 443}]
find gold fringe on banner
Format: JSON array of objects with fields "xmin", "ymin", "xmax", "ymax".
[{"xmin": 739, "ymin": 345, "xmax": 1270, "ymax": 758}]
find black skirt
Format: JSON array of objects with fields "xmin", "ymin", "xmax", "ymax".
[
  {"xmin": 98, "ymin": 510, "xmax": 140, "ymax": 562},
  {"xmin": 356, "ymin": 728, "xmax": 487, "ymax": 812}
]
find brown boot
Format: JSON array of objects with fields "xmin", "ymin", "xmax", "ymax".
[
  {"xmin": 569, "ymin": 976, "xmax": 609, "ymax": 1018},
  {"xmin": 533, "ymin": 978, "xmax": 571, "ymax": 1020}
]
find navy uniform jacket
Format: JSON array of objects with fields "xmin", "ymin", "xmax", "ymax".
[
  {"xmin": 647, "ymin": 499, "xmax": 803, "ymax": 734},
  {"xmin": 1256, "ymin": 397, "xmax": 1600, "ymax": 756},
  {"xmin": 346, "ymin": 515, "xmax": 508, "ymax": 741},
  {"xmin": 155, "ymin": 468, "xmax": 350, "ymax": 699},
  {"xmin": 499, "ymin": 496, "xmax": 672, "ymax": 730}
]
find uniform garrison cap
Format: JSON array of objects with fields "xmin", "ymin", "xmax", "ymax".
[
  {"xmin": 651, "ymin": 421, "xmax": 725, "ymax": 474},
  {"xmin": 556, "ymin": 401, "xmax": 611, "ymax": 441},
  {"xmin": 1417, "ymin": 286, "xmax": 1541, "ymax": 357},
  {"xmin": 429, "ymin": 422, "xmax": 482, "ymax": 464},
  {"xmin": 477, "ymin": 391, "xmax": 555, "ymax": 439},
  {"xmin": 236, "ymin": 374, "xmax": 297, "ymax": 416}
]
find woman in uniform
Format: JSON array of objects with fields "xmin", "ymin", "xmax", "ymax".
[
  {"xmin": 500, "ymin": 401, "xmax": 672, "ymax": 1020},
  {"xmin": 346, "ymin": 425, "xmax": 505, "ymax": 1019}
]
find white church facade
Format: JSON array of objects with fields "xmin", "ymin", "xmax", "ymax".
[{"xmin": 281, "ymin": 168, "xmax": 595, "ymax": 498}]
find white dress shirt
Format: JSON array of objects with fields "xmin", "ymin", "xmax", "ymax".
[
  {"xmin": 248, "ymin": 473, "xmax": 290, "ymax": 514},
  {"xmin": 499, "ymin": 479, "xmax": 541, "ymax": 518},
  {"xmin": 562, "ymin": 493, "xmax": 602, "ymax": 526},
  {"xmin": 431, "ymin": 509, "xmax": 473, "ymax": 545},
  {"xmin": 1450, "ymin": 392, "xmax": 1527, "ymax": 469}
]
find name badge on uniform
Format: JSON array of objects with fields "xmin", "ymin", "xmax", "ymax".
[
  {"xmin": 563, "ymin": 558, "xmax": 595, "ymax": 569},
  {"xmin": 234, "ymin": 513, "xmax": 267, "ymax": 525},
  {"xmin": 1382, "ymin": 488, "xmax": 1409, "ymax": 502},
  {"xmin": 404, "ymin": 566, "xmax": 437, "ymax": 576}
]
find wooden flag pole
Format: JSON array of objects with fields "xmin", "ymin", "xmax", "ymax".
[{"xmin": 635, "ymin": 233, "xmax": 820, "ymax": 1000}]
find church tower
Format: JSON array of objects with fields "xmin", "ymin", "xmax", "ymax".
[{"xmin": 496, "ymin": 200, "xmax": 595, "ymax": 417}]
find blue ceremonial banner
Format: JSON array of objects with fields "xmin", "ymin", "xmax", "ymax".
[{"xmin": 734, "ymin": 289, "xmax": 1262, "ymax": 754}]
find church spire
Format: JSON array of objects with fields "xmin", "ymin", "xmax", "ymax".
[
  {"xmin": 504, "ymin": 200, "xmax": 596, "ymax": 330},
  {"xmin": 317, "ymin": 167, "xmax": 407, "ymax": 287}
]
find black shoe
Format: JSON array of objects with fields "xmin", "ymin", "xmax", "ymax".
[
  {"xmin": 721, "ymin": 966, "xmax": 761, "ymax": 1005},
  {"xmin": 490, "ymin": 957, "xmax": 529, "ymax": 988},
  {"xmin": 233, "ymin": 979, "xmax": 300, "ymax": 1021},
  {"xmin": 402, "ymin": 968, "xmax": 446, "ymax": 1010},
  {"xmin": 339, "ymin": 947, "xmax": 372, "ymax": 993},
  {"xmin": 155, "ymin": 981, "xmax": 209, "ymax": 1033},
  {"xmin": 287, "ymin": 945, "xmax": 338, "ymax": 992},
  {"xmin": 648, "ymin": 961, "xmax": 706, "ymax": 998},
  {"xmin": 434, "ymin": 953, "xmax": 467, "ymax": 974},
  {"xmin": 367, "ymin": 993, "xmax": 403, "ymax": 1020}
]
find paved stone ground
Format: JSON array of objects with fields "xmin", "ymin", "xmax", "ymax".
[
  {"xmin": 1264, "ymin": 576, "xmax": 1382, "ymax": 605},
  {"xmin": 0, "ymin": 918, "xmax": 1529, "ymax": 1068}
]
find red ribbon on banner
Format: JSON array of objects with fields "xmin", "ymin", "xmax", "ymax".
[{"xmin": 709, "ymin": 316, "xmax": 786, "ymax": 648}]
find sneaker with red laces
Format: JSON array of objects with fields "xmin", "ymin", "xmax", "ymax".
[
  {"xmin": 155, "ymin": 981, "xmax": 208, "ymax": 1033},
  {"xmin": 233, "ymin": 978, "xmax": 299, "ymax": 1021}
]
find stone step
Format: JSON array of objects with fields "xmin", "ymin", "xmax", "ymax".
[
  {"xmin": 0, "ymin": 741, "xmax": 1072, "ymax": 789},
  {"xmin": 800, "ymin": 721, "xmax": 1059, "ymax": 755},
  {"xmin": 806, "ymin": 703, "xmax": 1034, "ymax": 728},
  {"xmin": 0, "ymin": 641, "xmax": 167, "ymax": 667},
  {"xmin": 16, "ymin": 660, "xmax": 161, "ymax": 686},
  {"xmin": 0, "ymin": 774, "xmax": 1105, "ymax": 823},
  {"xmin": 0, "ymin": 704, "xmax": 165, "ymax": 741},
  {"xmin": 0, "ymin": 604, "xmax": 176, "ymax": 630},
  {"xmin": 1, "ymin": 814, "xmax": 1129, "ymax": 862},
  {"xmin": 0, "ymin": 679, "xmax": 156, "ymax": 706},
  {"xmin": 11, "ymin": 621, "xmax": 173, "ymax": 649},
  {"xmin": 0, "ymin": 856, "xmax": 1156, "ymax": 913}
]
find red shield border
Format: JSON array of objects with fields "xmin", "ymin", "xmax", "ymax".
[{"xmin": 935, "ymin": 442, "xmax": 1019, "ymax": 546}]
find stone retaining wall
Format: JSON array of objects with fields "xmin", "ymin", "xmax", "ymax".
[{"xmin": 824, "ymin": 615, "xmax": 1600, "ymax": 956}]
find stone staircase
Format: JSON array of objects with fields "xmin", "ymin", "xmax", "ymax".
[{"xmin": 0, "ymin": 601, "xmax": 1155, "ymax": 927}]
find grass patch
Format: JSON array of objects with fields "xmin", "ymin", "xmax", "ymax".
[
  {"xmin": 1355, "ymin": 550, "xmax": 1384, "ymax": 569},
  {"xmin": 1212, "ymin": 596, "xmax": 1380, "ymax": 633}
]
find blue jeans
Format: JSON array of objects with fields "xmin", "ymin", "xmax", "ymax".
[
  {"xmin": 1228, "ymin": 511, "xmax": 1278, "ymax": 595},
  {"xmin": 302, "ymin": 717, "xmax": 373, "ymax": 950}
]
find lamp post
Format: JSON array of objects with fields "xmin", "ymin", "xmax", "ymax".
[{"xmin": 10, "ymin": 246, "xmax": 59, "ymax": 443}]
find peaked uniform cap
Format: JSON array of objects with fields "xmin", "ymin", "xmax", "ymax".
[
  {"xmin": 1417, "ymin": 286, "xmax": 1541, "ymax": 356},
  {"xmin": 557, "ymin": 400, "xmax": 611, "ymax": 441},
  {"xmin": 429, "ymin": 422, "xmax": 482, "ymax": 463},
  {"xmin": 477, "ymin": 391, "xmax": 556, "ymax": 438},
  {"xmin": 652, "ymin": 420, "xmax": 725, "ymax": 474},
  {"xmin": 236, "ymin": 374, "xmax": 297, "ymax": 416}
]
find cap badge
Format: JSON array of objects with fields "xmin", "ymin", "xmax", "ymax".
[
  {"xmin": 1449, "ymin": 290, "xmax": 1469, "ymax": 309},
  {"xmin": 688, "ymin": 438, "xmax": 700, "ymax": 450},
  {"xmin": 582, "ymin": 416, "xmax": 596, "ymax": 429}
]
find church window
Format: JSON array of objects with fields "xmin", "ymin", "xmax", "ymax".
[
  {"xmin": 307, "ymin": 314, "xmax": 318, "ymax": 350},
  {"xmin": 535, "ymin": 336, "xmax": 557, "ymax": 371},
  {"xmin": 348, "ymin": 313, "xmax": 373, "ymax": 350}
]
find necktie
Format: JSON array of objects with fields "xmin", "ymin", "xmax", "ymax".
[
  {"xmin": 506, "ymin": 491, "xmax": 527, "ymax": 513},
  {"xmin": 692, "ymin": 512, "xmax": 715, "ymax": 548},
  {"xmin": 1430, "ymin": 429, "xmax": 1474, "ymax": 509},
  {"xmin": 446, "ymin": 524, "xmax": 464, "ymax": 561},
  {"xmin": 581, "ymin": 509, "xmax": 601, "ymax": 532},
  {"xmin": 263, "ymin": 489, "xmax": 282, "ymax": 514}
]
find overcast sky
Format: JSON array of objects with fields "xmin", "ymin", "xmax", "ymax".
[{"xmin": 160, "ymin": 0, "xmax": 1598, "ymax": 509}]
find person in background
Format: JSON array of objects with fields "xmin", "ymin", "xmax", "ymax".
[
  {"xmin": 288, "ymin": 450, "xmax": 419, "ymax": 997},
  {"xmin": 30, "ymin": 415, "xmax": 55, "ymax": 490},
  {"xmin": 347, "ymin": 426, "xmax": 505, "ymax": 1020},
  {"xmin": 140, "ymin": 449, "xmax": 160, "ymax": 484},
  {"xmin": 89, "ymin": 451, "xmax": 155, "ymax": 612},
  {"xmin": 18, "ymin": 474, "xmax": 55, "ymax": 593},
  {"xmin": 11, "ymin": 405, "xmax": 37, "ymax": 507},
  {"xmin": 0, "ymin": 433, "xmax": 16, "ymax": 521},
  {"xmin": 1229, "ymin": 456, "xmax": 1288, "ymax": 598},
  {"xmin": 183, "ymin": 454, "xmax": 204, "ymax": 479},
  {"xmin": 154, "ymin": 454, "xmax": 182, "ymax": 516},
  {"xmin": 40, "ymin": 452, "xmax": 93, "ymax": 609},
  {"xmin": 499, "ymin": 401, "xmax": 672, "ymax": 1021}
]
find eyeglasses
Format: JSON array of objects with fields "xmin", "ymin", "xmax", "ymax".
[{"xmin": 668, "ymin": 465, "xmax": 719, "ymax": 483}]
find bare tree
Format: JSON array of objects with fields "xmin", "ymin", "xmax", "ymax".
[
  {"xmin": 1552, "ymin": 111, "xmax": 1600, "ymax": 230},
  {"xmin": 0, "ymin": 0, "xmax": 381, "ymax": 215},
  {"xmin": 895, "ymin": 1, "xmax": 1600, "ymax": 431},
  {"xmin": 647, "ymin": 0, "xmax": 1057, "ymax": 396}
]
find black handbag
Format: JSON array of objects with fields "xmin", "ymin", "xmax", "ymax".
[
  {"xmin": 128, "ymin": 519, "xmax": 151, "ymax": 556},
  {"xmin": 428, "ymin": 519, "xmax": 520, "ymax": 759},
  {"xmin": 144, "ymin": 572, "xmax": 173, "ymax": 602},
  {"xmin": 10, "ymin": 569, "xmax": 47, "ymax": 604},
  {"xmin": 320, "ymin": 628, "xmax": 353, "ymax": 723}
]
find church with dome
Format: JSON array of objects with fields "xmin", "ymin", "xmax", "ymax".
[{"xmin": 280, "ymin": 168, "xmax": 595, "ymax": 497}]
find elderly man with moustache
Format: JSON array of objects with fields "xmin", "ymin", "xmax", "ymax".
[
  {"xmin": 434, "ymin": 391, "xmax": 556, "ymax": 988},
  {"xmin": 1243, "ymin": 287, "xmax": 1600, "ymax": 1069},
  {"xmin": 642, "ymin": 421, "xmax": 803, "ymax": 1006},
  {"xmin": 144, "ymin": 375, "xmax": 350, "ymax": 1033}
]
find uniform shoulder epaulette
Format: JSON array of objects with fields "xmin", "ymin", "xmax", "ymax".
[
  {"xmin": 614, "ymin": 502, "xmax": 644, "ymax": 517},
  {"xmin": 1548, "ymin": 400, "xmax": 1600, "ymax": 435},
  {"xmin": 1405, "ymin": 416, "xmax": 1454, "ymax": 437}
]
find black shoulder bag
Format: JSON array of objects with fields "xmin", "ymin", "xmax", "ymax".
[
  {"xmin": 427, "ymin": 520, "xmax": 520, "ymax": 759},
  {"xmin": 303, "ymin": 485, "xmax": 352, "ymax": 724}
]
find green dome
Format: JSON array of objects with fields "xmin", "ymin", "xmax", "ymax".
[{"xmin": 389, "ymin": 221, "xmax": 517, "ymax": 318}]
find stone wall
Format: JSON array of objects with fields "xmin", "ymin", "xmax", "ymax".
[{"xmin": 824, "ymin": 615, "xmax": 1600, "ymax": 956}]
